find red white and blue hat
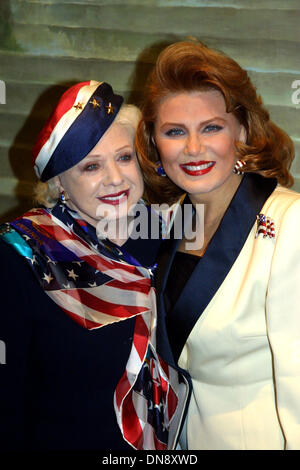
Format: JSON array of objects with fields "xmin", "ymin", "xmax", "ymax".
[{"xmin": 32, "ymin": 80, "xmax": 124, "ymax": 181}]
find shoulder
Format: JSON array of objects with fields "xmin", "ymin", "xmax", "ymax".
[
  {"xmin": 262, "ymin": 185, "xmax": 300, "ymax": 220},
  {"xmin": 261, "ymin": 186, "xmax": 300, "ymax": 248},
  {"xmin": 0, "ymin": 235, "xmax": 37, "ymax": 286}
]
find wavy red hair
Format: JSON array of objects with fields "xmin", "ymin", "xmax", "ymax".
[{"xmin": 136, "ymin": 41, "xmax": 294, "ymax": 204}]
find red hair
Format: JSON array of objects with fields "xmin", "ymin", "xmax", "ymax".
[{"xmin": 136, "ymin": 41, "xmax": 294, "ymax": 204}]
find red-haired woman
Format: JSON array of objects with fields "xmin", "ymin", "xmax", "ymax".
[{"xmin": 137, "ymin": 41, "xmax": 300, "ymax": 450}]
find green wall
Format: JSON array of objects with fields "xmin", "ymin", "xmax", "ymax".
[{"xmin": 1, "ymin": 0, "xmax": 300, "ymax": 221}]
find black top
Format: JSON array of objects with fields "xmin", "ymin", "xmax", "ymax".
[{"xmin": 0, "ymin": 227, "xmax": 162, "ymax": 451}]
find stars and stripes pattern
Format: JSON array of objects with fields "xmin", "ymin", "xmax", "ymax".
[
  {"xmin": 11, "ymin": 207, "xmax": 152, "ymax": 329},
  {"xmin": 256, "ymin": 213, "xmax": 275, "ymax": 239},
  {"xmin": 32, "ymin": 81, "xmax": 123, "ymax": 182},
  {"xmin": 5, "ymin": 204, "xmax": 185, "ymax": 449},
  {"xmin": 114, "ymin": 293, "xmax": 182, "ymax": 450}
]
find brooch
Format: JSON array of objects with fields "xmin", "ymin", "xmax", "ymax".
[{"xmin": 255, "ymin": 214, "xmax": 275, "ymax": 239}]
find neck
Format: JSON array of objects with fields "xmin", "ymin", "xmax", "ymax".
[
  {"xmin": 63, "ymin": 201, "xmax": 132, "ymax": 247},
  {"xmin": 97, "ymin": 216, "xmax": 134, "ymax": 247},
  {"xmin": 189, "ymin": 173, "xmax": 242, "ymax": 226},
  {"xmin": 179, "ymin": 173, "xmax": 243, "ymax": 256}
]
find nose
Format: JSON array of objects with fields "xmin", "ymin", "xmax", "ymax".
[
  {"xmin": 103, "ymin": 161, "xmax": 124, "ymax": 186},
  {"xmin": 184, "ymin": 133, "xmax": 205, "ymax": 156}
]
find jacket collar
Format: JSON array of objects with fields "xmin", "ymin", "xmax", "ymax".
[{"xmin": 156, "ymin": 173, "xmax": 277, "ymax": 362}]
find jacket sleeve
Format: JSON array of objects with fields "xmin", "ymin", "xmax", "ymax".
[
  {"xmin": 266, "ymin": 198, "xmax": 300, "ymax": 449},
  {"xmin": 0, "ymin": 240, "xmax": 34, "ymax": 450}
]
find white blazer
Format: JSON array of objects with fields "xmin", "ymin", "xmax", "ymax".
[
  {"xmin": 156, "ymin": 174, "xmax": 300, "ymax": 450},
  {"xmin": 177, "ymin": 184, "xmax": 300, "ymax": 450}
]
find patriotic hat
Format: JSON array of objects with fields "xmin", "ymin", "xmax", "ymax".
[{"xmin": 33, "ymin": 80, "xmax": 124, "ymax": 182}]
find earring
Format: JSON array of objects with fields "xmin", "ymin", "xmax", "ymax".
[
  {"xmin": 233, "ymin": 159, "xmax": 246, "ymax": 175},
  {"xmin": 60, "ymin": 190, "xmax": 67, "ymax": 204},
  {"xmin": 155, "ymin": 161, "xmax": 166, "ymax": 177}
]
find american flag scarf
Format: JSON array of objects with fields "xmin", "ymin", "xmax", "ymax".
[{"xmin": 1, "ymin": 203, "xmax": 187, "ymax": 450}]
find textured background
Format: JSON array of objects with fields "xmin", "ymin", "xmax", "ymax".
[{"xmin": 0, "ymin": 0, "xmax": 300, "ymax": 222}]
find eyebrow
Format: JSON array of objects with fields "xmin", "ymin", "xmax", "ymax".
[
  {"xmin": 159, "ymin": 116, "xmax": 226, "ymax": 127},
  {"xmin": 114, "ymin": 144, "xmax": 133, "ymax": 153},
  {"xmin": 85, "ymin": 145, "xmax": 133, "ymax": 159}
]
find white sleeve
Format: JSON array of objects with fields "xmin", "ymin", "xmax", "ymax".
[{"xmin": 266, "ymin": 198, "xmax": 300, "ymax": 449}]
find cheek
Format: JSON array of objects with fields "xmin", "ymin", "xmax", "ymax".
[
  {"xmin": 213, "ymin": 135, "xmax": 237, "ymax": 158},
  {"xmin": 158, "ymin": 141, "xmax": 180, "ymax": 164},
  {"xmin": 67, "ymin": 176, "xmax": 98, "ymax": 201},
  {"xmin": 133, "ymin": 167, "xmax": 144, "ymax": 195},
  {"xmin": 86, "ymin": 177, "xmax": 102, "ymax": 191}
]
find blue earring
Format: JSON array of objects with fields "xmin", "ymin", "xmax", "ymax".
[
  {"xmin": 60, "ymin": 191, "xmax": 67, "ymax": 204},
  {"xmin": 155, "ymin": 161, "xmax": 166, "ymax": 177}
]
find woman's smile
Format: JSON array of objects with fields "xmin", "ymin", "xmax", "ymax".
[
  {"xmin": 180, "ymin": 161, "xmax": 216, "ymax": 176},
  {"xmin": 97, "ymin": 189, "xmax": 130, "ymax": 205}
]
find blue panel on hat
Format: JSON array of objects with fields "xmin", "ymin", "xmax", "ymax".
[{"xmin": 41, "ymin": 83, "xmax": 123, "ymax": 181}]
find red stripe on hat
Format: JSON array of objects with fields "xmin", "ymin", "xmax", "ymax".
[{"xmin": 32, "ymin": 81, "xmax": 91, "ymax": 162}]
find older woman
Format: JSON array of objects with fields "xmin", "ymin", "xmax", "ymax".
[
  {"xmin": 136, "ymin": 41, "xmax": 300, "ymax": 450},
  {"xmin": 0, "ymin": 81, "xmax": 189, "ymax": 451}
]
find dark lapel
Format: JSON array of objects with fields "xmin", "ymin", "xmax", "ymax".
[
  {"xmin": 155, "ymin": 217, "xmax": 183, "ymax": 366},
  {"xmin": 156, "ymin": 173, "xmax": 277, "ymax": 362}
]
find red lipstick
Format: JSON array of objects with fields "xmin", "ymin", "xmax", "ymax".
[
  {"xmin": 97, "ymin": 189, "xmax": 129, "ymax": 205},
  {"xmin": 180, "ymin": 161, "xmax": 215, "ymax": 176}
]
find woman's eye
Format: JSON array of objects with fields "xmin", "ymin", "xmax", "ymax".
[
  {"xmin": 165, "ymin": 128, "xmax": 185, "ymax": 136},
  {"xmin": 203, "ymin": 124, "xmax": 223, "ymax": 133},
  {"xmin": 84, "ymin": 163, "xmax": 99, "ymax": 172},
  {"xmin": 119, "ymin": 153, "xmax": 133, "ymax": 162}
]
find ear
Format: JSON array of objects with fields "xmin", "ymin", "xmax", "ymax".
[
  {"xmin": 53, "ymin": 176, "xmax": 63, "ymax": 192},
  {"xmin": 239, "ymin": 125, "xmax": 247, "ymax": 144}
]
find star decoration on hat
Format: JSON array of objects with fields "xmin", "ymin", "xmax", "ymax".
[
  {"xmin": 89, "ymin": 97, "xmax": 101, "ymax": 109},
  {"xmin": 73, "ymin": 102, "xmax": 84, "ymax": 110},
  {"xmin": 105, "ymin": 102, "xmax": 114, "ymax": 114}
]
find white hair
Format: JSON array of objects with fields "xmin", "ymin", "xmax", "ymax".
[
  {"xmin": 114, "ymin": 103, "xmax": 141, "ymax": 132},
  {"xmin": 34, "ymin": 103, "xmax": 142, "ymax": 208}
]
